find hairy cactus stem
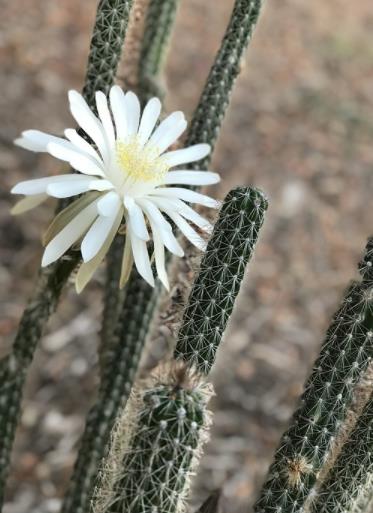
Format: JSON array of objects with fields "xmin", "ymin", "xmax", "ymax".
[
  {"xmin": 92, "ymin": 362, "xmax": 213, "ymax": 513},
  {"xmin": 254, "ymin": 237, "xmax": 373, "ymax": 513},
  {"xmin": 310, "ymin": 387, "xmax": 373, "ymax": 513},
  {"xmin": 174, "ymin": 186, "xmax": 268, "ymax": 374},
  {"xmin": 185, "ymin": 0, "xmax": 263, "ymax": 169},
  {"xmin": 83, "ymin": 0, "xmax": 134, "ymax": 110}
]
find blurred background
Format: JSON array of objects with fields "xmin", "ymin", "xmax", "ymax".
[{"xmin": 1, "ymin": 0, "xmax": 373, "ymax": 512}]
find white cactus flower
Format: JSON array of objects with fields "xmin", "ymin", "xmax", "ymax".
[{"xmin": 11, "ymin": 86, "xmax": 220, "ymax": 292}]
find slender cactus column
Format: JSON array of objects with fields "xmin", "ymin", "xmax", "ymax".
[
  {"xmin": 310, "ymin": 390, "xmax": 373, "ymax": 513},
  {"xmin": 185, "ymin": 0, "xmax": 263, "ymax": 162},
  {"xmin": 138, "ymin": 0, "xmax": 181, "ymax": 99},
  {"xmin": 0, "ymin": 0, "xmax": 134, "ymax": 507},
  {"xmin": 98, "ymin": 0, "xmax": 181, "ymax": 380},
  {"xmin": 255, "ymin": 238, "xmax": 373, "ymax": 513},
  {"xmin": 61, "ymin": 272, "xmax": 158, "ymax": 513},
  {"xmin": 0, "ymin": 256, "xmax": 78, "ymax": 505},
  {"xmin": 175, "ymin": 186, "xmax": 268, "ymax": 373},
  {"xmin": 93, "ymin": 369, "xmax": 213, "ymax": 513},
  {"xmin": 83, "ymin": 0, "xmax": 134, "ymax": 108}
]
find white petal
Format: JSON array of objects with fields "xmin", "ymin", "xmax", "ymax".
[
  {"xmin": 137, "ymin": 198, "xmax": 184, "ymax": 257},
  {"xmin": 47, "ymin": 142, "xmax": 106, "ymax": 177},
  {"xmin": 109, "ymin": 85, "xmax": 127, "ymax": 141},
  {"xmin": 164, "ymin": 170, "xmax": 220, "ymax": 186},
  {"xmin": 75, "ymin": 208, "xmax": 123, "ymax": 293},
  {"xmin": 42, "ymin": 199, "xmax": 99, "ymax": 267},
  {"xmin": 129, "ymin": 226, "xmax": 154, "ymax": 287},
  {"xmin": 47, "ymin": 177, "xmax": 95, "ymax": 198},
  {"xmin": 124, "ymin": 92, "xmax": 141, "ymax": 136},
  {"xmin": 81, "ymin": 203, "xmax": 122, "ymax": 262},
  {"xmin": 14, "ymin": 130, "xmax": 71, "ymax": 153},
  {"xmin": 96, "ymin": 91, "xmax": 116, "ymax": 150},
  {"xmin": 123, "ymin": 197, "xmax": 149, "ymax": 241},
  {"xmin": 68, "ymin": 90, "xmax": 109, "ymax": 162},
  {"xmin": 11, "ymin": 194, "xmax": 48, "ymax": 215},
  {"xmin": 120, "ymin": 235, "xmax": 134, "ymax": 288},
  {"xmin": 89, "ymin": 179, "xmax": 114, "ymax": 192},
  {"xmin": 64, "ymin": 129, "xmax": 103, "ymax": 164},
  {"xmin": 155, "ymin": 118, "xmax": 187, "ymax": 154},
  {"xmin": 163, "ymin": 143, "xmax": 211, "ymax": 167},
  {"xmin": 164, "ymin": 210, "xmax": 206, "ymax": 251},
  {"xmin": 97, "ymin": 191, "xmax": 121, "ymax": 217},
  {"xmin": 11, "ymin": 174, "xmax": 90, "ymax": 195},
  {"xmin": 151, "ymin": 187, "xmax": 220, "ymax": 208},
  {"xmin": 137, "ymin": 97, "xmax": 162, "ymax": 146},
  {"xmin": 148, "ymin": 111, "xmax": 185, "ymax": 149},
  {"xmin": 151, "ymin": 196, "xmax": 213, "ymax": 233}
]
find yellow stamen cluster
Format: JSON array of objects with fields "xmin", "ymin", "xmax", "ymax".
[{"xmin": 116, "ymin": 138, "xmax": 169, "ymax": 183}]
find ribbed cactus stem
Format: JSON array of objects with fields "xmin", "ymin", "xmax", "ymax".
[
  {"xmin": 174, "ymin": 186, "xmax": 268, "ymax": 374},
  {"xmin": 99, "ymin": 235, "xmax": 126, "ymax": 377},
  {"xmin": 61, "ymin": 271, "xmax": 160, "ymax": 513},
  {"xmin": 309, "ymin": 390, "xmax": 373, "ymax": 513},
  {"xmin": 83, "ymin": 0, "xmax": 134, "ymax": 108},
  {"xmin": 138, "ymin": 0, "xmax": 180, "ymax": 98},
  {"xmin": 99, "ymin": 0, "xmax": 181, "ymax": 376},
  {"xmin": 0, "ymin": 256, "xmax": 78, "ymax": 505},
  {"xmin": 255, "ymin": 238, "xmax": 373, "ymax": 513},
  {"xmin": 186, "ymin": 0, "xmax": 263, "ymax": 164},
  {"xmin": 0, "ymin": 0, "xmax": 134, "ymax": 506},
  {"xmin": 92, "ymin": 364, "xmax": 213, "ymax": 513}
]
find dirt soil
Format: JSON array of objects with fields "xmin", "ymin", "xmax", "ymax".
[{"xmin": 1, "ymin": 0, "xmax": 373, "ymax": 512}]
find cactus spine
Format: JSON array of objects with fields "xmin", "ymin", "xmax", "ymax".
[
  {"xmin": 255, "ymin": 238, "xmax": 373, "ymax": 513},
  {"xmin": 310, "ymin": 389, "xmax": 373, "ymax": 513},
  {"xmin": 91, "ymin": 186, "xmax": 268, "ymax": 513},
  {"xmin": 175, "ymin": 186, "xmax": 268, "ymax": 373}
]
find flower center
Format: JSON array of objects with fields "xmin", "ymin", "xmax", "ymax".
[{"xmin": 116, "ymin": 138, "xmax": 169, "ymax": 183}]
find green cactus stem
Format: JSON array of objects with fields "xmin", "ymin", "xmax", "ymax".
[
  {"xmin": 98, "ymin": 235, "xmax": 126, "ymax": 377},
  {"xmin": 92, "ymin": 364, "xmax": 213, "ymax": 513},
  {"xmin": 174, "ymin": 186, "xmax": 268, "ymax": 374},
  {"xmin": 254, "ymin": 238, "xmax": 373, "ymax": 513},
  {"xmin": 309, "ymin": 390, "xmax": 373, "ymax": 513},
  {"xmin": 185, "ymin": 0, "xmax": 263, "ymax": 166},
  {"xmin": 0, "ymin": 256, "xmax": 78, "ymax": 505},
  {"xmin": 99, "ymin": 0, "xmax": 181, "ymax": 377},
  {"xmin": 138, "ymin": 0, "xmax": 180, "ymax": 99},
  {"xmin": 0, "ymin": 0, "xmax": 134, "ymax": 506},
  {"xmin": 83, "ymin": 0, "xmax": 134, "ymax": 109},
  {"xmin": 61, "ymin": 270, "xmax": 160, "ymax": 513}
]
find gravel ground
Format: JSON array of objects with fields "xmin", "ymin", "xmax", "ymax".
[{"xmin": 1, "ymin": 1, "xmax": 373, "ymax": 512}]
